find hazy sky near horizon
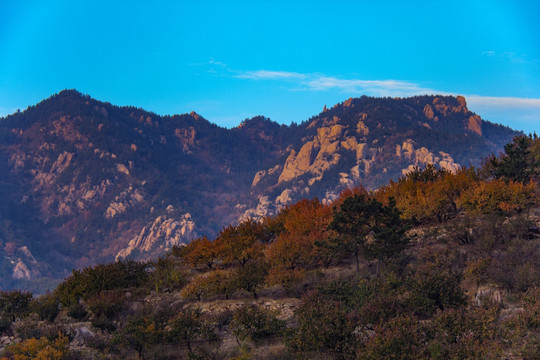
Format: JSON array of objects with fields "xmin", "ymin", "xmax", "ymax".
[{"xmin": 1, "ymin": 1, "xmax": 539, "ymax": 133}]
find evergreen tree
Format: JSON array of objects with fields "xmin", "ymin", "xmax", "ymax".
[{"xmin": 330, "ymin": 194, "xmax": 409, "ymax": 275}]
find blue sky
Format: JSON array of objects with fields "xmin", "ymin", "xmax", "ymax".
[{"xmin": 1, "ymin": 1, "xmax": 539, "ymax": 133}]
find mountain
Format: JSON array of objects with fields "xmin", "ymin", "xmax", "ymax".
[{"xmin": 0, "ymin": 90, "xmax": 519, "ymax": 291}]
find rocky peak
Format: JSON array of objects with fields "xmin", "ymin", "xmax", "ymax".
[
  {"xmin": 432, "ymin": 96, "xmax": 468, "ymax": 116},
  {"xmin": 189, "ymin": 111, "xmax": 201, "ymax": 120}
]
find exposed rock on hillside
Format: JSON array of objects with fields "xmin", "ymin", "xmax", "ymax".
[
  {"xmin": 105, "ymin": 185, "xmax": 144, "ymax": 219},
  {"xmin": 116, "ymin": 210, "xmax": 197, "ymax": 260},
  {"xmin": 468, "ymin": 114, "xmax": 483, "ymax": 136}
]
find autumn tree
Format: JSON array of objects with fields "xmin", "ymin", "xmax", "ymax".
[
  {"xmin": 458, "ymin": 179, "xmax": 538, "ymax": 215},
  {"xmin": 181, "ymin": 270, "xmax": 234, "ymax": 301},
  {"xmin": 278, "ymin": 198, "xmax": 332, "ymax": 240},
  {"xmin": 266, "ymin": 198, "xmax": 333, "ymax": 287},
  {"xmin": 215, "ymin": 219, "xmax": 264, "ymax": 267},
  {"xmin": 430, "ymin": 167, "xmax": 478, "ymax": 222},
  {"xmin": 181, "ymin": 274, "xmax": 209, "ymax": 302},
  {"xmin": 181, "ymin": 236, "xmax": 218, "ymax": 270},
  {"xmin": 267, "ymin": 233, "xmax": 310, "ymax": 270},
  {"xmin": 376, "ymin": 165, "xmax": 478, "ymax": 223}
]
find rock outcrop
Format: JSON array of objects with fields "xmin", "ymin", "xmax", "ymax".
[
  {"xmin": 116, "ymin": 211, "xmax": 197, "ymax": 260},
  {"xmin": 423, "ymin": 104, "xmax": 435, "ymax": 120},
  {"xmin": 396, "ymin": 140, "xmax": 460, "ymax": 175},
  {"xmin": 467, "ymin": 114, "xmax": 482, "ymax": 136},
  {"xmin": 9, "ymin": 246, "xmax": 42, "ymax": 280},
  {"xmin": 105, "ymin": 185, "xmax": 144, "ymax": 219},
  {"xmin": 278, "ymin": 124, "xmax": 346, "ymax": 184}
]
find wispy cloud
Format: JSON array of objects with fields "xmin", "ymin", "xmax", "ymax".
[
  {"xmin": 233, "ymin": 68, "xmax": 441, "ymax": 97},
  {"xmin": 467, "ymin": 95, "xmax": 540, "ymax": 109},
  {"xmin": 208, "ymin": 58, "xmax": 227, "ymax": 67},
  {"xmin": 234, "ymin": 70, "xmax": 307, "ymax": 80},
  {"xmin": 300, "ymin": 76, "xmax": 440, "ymax": 97},
  {"xmin": 466, "ymin": 95, "xmax": 540, "ymax": 132},
  {"xmin": 233, "ymin": 67, "xmax": 539, "ymax": 113}
]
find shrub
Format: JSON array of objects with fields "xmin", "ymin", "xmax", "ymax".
[
  {"xmin": 86, "ymin": 291, "xmax": 125, "ymax": 320},
  {"xmin": 91, "ymin": 318, "xmax": 117, "ymax": 332},
  {"xmin": 2, "ymin": 333, "xmax": 70, "ymax": 360},
  {"xmin": 359, "ymin": 315, "xmax": 426, "ymax": 360},
  {"xmin": 67, "ymin": 303, "xmax": 88, "ymax": 321},
  {"xmin": 426, "ymin": 308, "xmax": 502, "ymax": 359},
  {"xmin": 167, "ymin": 309, "xmax": 216, "ymax": 354},
  {"xmin": 0, "ymin": 316, "xmax": 11, "ymax": 335},
  {"xmin": 55, "ymin": 260, "xmax": 149, "ymax": 307},
  {"xmin": 31, "ymin": 292, "xmax": 60, "ymax": 322},
  {"xmin": 230, "ymin": 305, "xmax": 286, "ymax": 344},
  {"xmin": 287, "ymin": 290, "xmax": 359, "ymax": 359},
  {"xmin": 408, "ymin": 262, "xmax": 466, "ymax": 317},
  {"xmin": 0, "ymin": 290, "xmax": 33, "ymax": 322},
  {"xmin": 13, "ymin": 319, "xmax": 70, "ymax": 341},
  {"xmin": 114, "ymin": 314, "xmax": 163, "ymax": 359},
  {"xmin": 150, "ymin": 256, "xmax": 186, "ymax": 292}
]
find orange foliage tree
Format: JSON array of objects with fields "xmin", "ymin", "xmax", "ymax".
[
  {"xmin": 181, "ymin": 270, "xmax": 234, "ymax": 301},
  {"xmin": 376, "ymin": 166, "xmax": 478, "ymax": 223},
  {"xmin": 458, "ymin": 179, "xmax": 538, "ymax": 215},
  {"xmin": 265, "ymin": 199, "xmax": 332, "ymax": 287},
  {"xmin": 214, "ymin": 219, "xmax": 265, "ymax": 267},
  {"xmin": 181, "ymin": 236, "xmax": 218, "ymax": 270}
]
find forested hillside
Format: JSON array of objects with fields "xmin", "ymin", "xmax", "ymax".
[{"xmin": 0, "ymin": 135, "xmax": 538, "ymax": 359}]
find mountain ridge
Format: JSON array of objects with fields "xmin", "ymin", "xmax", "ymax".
[{"xmin": 0, "ymin": 90, "xmax": 520, "ymax": 291}]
